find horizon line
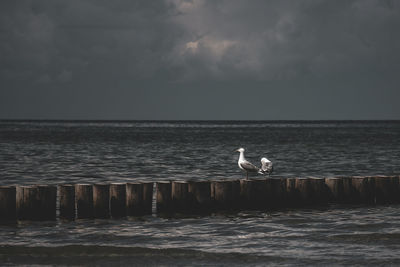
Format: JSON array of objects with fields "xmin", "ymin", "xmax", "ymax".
[{"xmin": 1, "ymin": 119, "xmax": 399, "ymax": 123}]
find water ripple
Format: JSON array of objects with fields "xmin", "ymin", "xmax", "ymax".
[{"xmin": 1, "ymin": 121, "xmax": 400, "ymax": 265}]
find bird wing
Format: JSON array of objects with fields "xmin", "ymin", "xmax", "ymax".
[
  {"xmin": 262, "ymin": 161, "xmax": 273, "ymax": 171},
  {"xmin": 261, "ymin": 162, "xmax": 273, "ymax": 174},
  {"xmin": 240, "ymin": 160, "xmax": 260, "ymax": 172}
]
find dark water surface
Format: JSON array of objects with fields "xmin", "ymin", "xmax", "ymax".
[{"xmin": 1, "ymin": 120, "xmax": 400, "ymax": 265}]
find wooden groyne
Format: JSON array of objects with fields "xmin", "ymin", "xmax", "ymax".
[{"xmin": 0, "ymin": 175, "xmax": 399, "ymax": 221}]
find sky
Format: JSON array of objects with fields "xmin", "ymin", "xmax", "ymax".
[{"xmin": 0, "ymin": 0, "xmax": 399, "ymax": 120}]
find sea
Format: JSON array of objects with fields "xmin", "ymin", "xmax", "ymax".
[{"xmin": 1, "ymin": 120, "xmax": 400, "ymax": 266}]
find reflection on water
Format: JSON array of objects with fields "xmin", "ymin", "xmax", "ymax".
[{"xmin": 1, "ymin": 205, "xmax": 400, "ymax": 265}]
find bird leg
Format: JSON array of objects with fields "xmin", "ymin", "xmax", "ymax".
[{"xmin": 246, "ymin": 172, "xmax": 248, "ymax": 180}]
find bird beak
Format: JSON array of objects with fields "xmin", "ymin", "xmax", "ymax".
[{"xmin": 235, "ymin": 149, "xmax": 239, "ymax": 152}]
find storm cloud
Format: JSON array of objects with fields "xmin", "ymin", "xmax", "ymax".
[{"xmin": 1, "ymin": 0, "xmax": 399, "ymax": 119}]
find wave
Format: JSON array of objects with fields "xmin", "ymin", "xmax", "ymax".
[
  {"xmin": 3, "ymin": 244, "xmax": 400, "ymax": 266},
  {"xmin": 330, "ymin": 232, "xmax": 400, "ymax": 243},
  {"xmin": 0, "ymin": 245, "xmax": 279, "ymax": 266}
]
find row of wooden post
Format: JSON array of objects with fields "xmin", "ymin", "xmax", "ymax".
[
  {"xmin": 156, "ymin": 176, "xmax": 400, "ymax": 213},
  {"xmin": 0, "ymin": 176, "xmax": 399, "ymax": 221},
  {"xmin": 0, "ymin": 182, "xmax": 153, "ymax": 221}
]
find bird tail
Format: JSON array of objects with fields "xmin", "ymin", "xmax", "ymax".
[{"xmin": 259, "ymin": 165, "xmax": 273, "ymax": 176}]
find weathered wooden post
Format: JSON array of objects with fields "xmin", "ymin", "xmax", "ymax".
[
  {"xmin": 342, "ymin": 177, "xmax": 353, "ymax": 203},
  {"xmin": 285, "ymin": 178, "xmax": 298, "ymax": 207},
  {"xmin": 156, "ymin": 181, "xmax": 172, "ymax": 214},
  {"xmin": 93, "ymin": 184, "xmax": 110, "ymax": 219},
  {"xmin": 15, "ymin": 185, "xmax": 55, "ymax": 221},
  {"xmin": 373, "ymin": 175, "xmax": 399, "ymax": 204},
  {"xmin": 110, "ymin": 183, "xmax": 126, "ymax": 218},
  {"xmin": 324, "ymin": 177, "xmax": 344, "ymax": 202},
  {"xmin": 253, "ymin": 178, "xmax": 269, "ymax": 209},
  {"xmin": 232, "ymin": 179, "xmax": 241, "ymax": 209},
  {"xmin": 308, "ymin": 177, "xmax": 328, "ymax": 204},
  {"xmin": 239, "ymin": 179, "xmax": 268, "ymax": 210},
  {"xmin": 265, "ymin": 178, "xmax": 286, "ymax": 209},
  {"xmin": 142, "ymin": 182, "xmax": 154, "ymax": 215},
  {"xmin": 75, "ymin": 184, "xmax": 93, "ymax": 219},
  {"xmin": 59, "ymin": 184, "xmax": 75, "ymax": 220},
  {"xmin": 37, "ymin": 185, "xmax": 57, "ymax": 220},
  {"xmin": 16, "ymin": 186, "xmax": 29, "ymax": 220},
  {"xmin": 16, "ymin": 186, "xmax": 39, "ymax": 220},
  {"xmin": 212, "ymin": 180, "xmax": 238, "ymax": 210},
  {"xmin": 171, "ymin": 181, "xmax": 189, "ymax": 213},
  {"xmin": 126, "ymin": 182, "xmax": 143, "ymax": 216},
  {"xmin": 392, "ymin": 176, "xmax": 400, "ymax": 203},
  {"xmin": 295, "ymin": 178, "xmax": 312, "ymax": 205},
  {"xmin": 350, "ymin": 176, "xmax": 375, "ymax": 204},
  {"xmin": 188, "ymin": 180, "xmax": 212, "ymax": 213},
  {"xmin": 0, "ymin": 186, "xmax": 16, "ymax": 221},
  {"xmin": 391, "ymin": 175, "xmax": 400, "ymax": 203},
  {"xmin": 239, "ymin": 179, "xmax": 250, "ymax": 209}
]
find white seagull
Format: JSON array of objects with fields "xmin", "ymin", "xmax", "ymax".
[
  {"xmin": 259, "ymin": 157, "xmax": 273, "ymax": 176},
  {"xmin": 236, "ymin": 148, "xmax": 260, "ymax": 179}
]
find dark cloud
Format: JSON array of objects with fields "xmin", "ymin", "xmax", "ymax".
[
  {"xmin": 0, "ymin": 0, "xmax": 399, "ymax": 119},
  {"xmin": 169, "ymin": 0, "xmax": 400, "ymax": 81}
]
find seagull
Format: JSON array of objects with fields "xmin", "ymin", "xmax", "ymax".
[
  {"xmin": 236, "ymin": 148, "xmax": 260, "ymax": 179},
  {"xmin": 259, "ymin": 157, "xmax": 273, "ymax": 176}
]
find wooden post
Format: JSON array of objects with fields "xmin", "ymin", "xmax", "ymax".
[
  {"xmin": 308, "ymin": 177, "xmax": 328, "ymax": 204},
  {"xmin": 342, "ymin": 177, "xmax": 353, "ymax": 203},
  {"xmin": 126, "ymin": 182, "xmax": 144, "ymax": 216},
  {"xmin": 239, "ymin": 179, "xmax": 250, "ymax": 209},
  {"xmin": 373, "ymin": 175, "xmax": 398, "ymax": 204},
  {"xmin": 156, "ymin": 181, "xmax": 172, "ymax": 214},
  {"xmin": 16, "ymin": 186, "xmax": 40, "ymax": 220},
  {"xmin": 75, "ymin": 184, "xmax": 93, "ymax": 219},
  {"xmin": 110, "ymin": 183, "xmax": 126, "ymax": 218},
  {"xmin": 16, "ymin": 186, "xmax": 27, "ymax": 220},
  {"xmin": 285, "ymin": 178, "xmax": 298, "ymax": 207},
  {"xmin": 142, "ymin": 182, "xmax": 153, "ymax": 215},
  {"xmin": 391, "ymin": 176, "xmax": 400, "ymax": 203},
  {"xmin": 350, "ymin": 176, "xmax": 375, "ymax": 204},
  {"xmin": 0, "ymin": 186, "xmax": 16, "ymax": 221},
  {"xmin": 59, "ymin": 184, "xmax": 75, "ymax": 220},
  {"xmin": 15, "ymin": 185, "xmax": 55, "ymax": 221},
  {"xmin": 251, "ymin": 178, "xmax": 269, "ymax": 209},
  {"xmin": 295, "ymin": 178, "xmax": 312, "ymax": 205},
  {"xmin": 93, "ymin": 184, "xmax": 110, "ymax": 219},
  {"xmin": 232, "ymin": 179, "xmax": 241, "ymax": 209},
  {"xmin": 171, "ymin": 181, "xmax": 189, "ymax": 213},
  {"xmin": 240, "ymin": 179, "xmax": 271, "ymax": 210},
  {"xmin": 188, "ymin": 180, "xmax": 212, "ymax": 213},
  {"xmin": 212, "ymin": 180, "xmax": 238, "ymax": 210},
  {"xmin": 37, "ymin": 185, "xmax": 57, "ymax": 220},
  {"xmin": 324, "ymin": 177, "xmax": 344, "ymax": 202},
  {"xmin": 266, "ymin": 178, "xmax": 285, "ymax": 209}
]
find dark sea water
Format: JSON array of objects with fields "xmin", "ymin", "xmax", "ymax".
[{"xmin": 1, "ymin": 120, "xmax": 400, "ymax": 266}]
